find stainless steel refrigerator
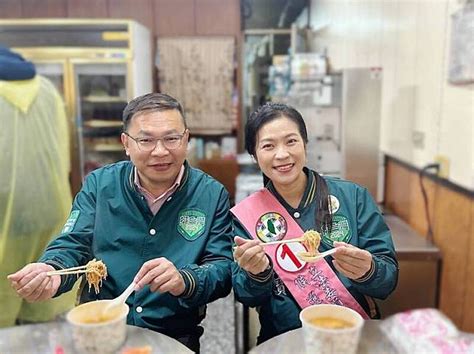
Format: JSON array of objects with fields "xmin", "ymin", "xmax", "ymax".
[{"xmin": 292, "ymin": 67, "xmax": 384, "ymax": 202}]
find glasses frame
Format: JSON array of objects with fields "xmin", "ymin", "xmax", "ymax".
[{"xmin": 124, "ymin": 129, "xmax": 188, "ymax": 152}]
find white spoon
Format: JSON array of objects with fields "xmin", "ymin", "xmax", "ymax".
[
  {"xmin": 103, "ymin": 281, "xmax": 137, "ymax": 315},
  {"xmin": 297, "ymin": 248, "xmax": 337, "ymax": 263}
]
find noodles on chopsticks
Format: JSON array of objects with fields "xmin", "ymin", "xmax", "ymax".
[
  {"xmin": 85, "ymin": 259, "xmax": 108, "ymax": 294},
  {"xmin": 46, "ymin": 258, "xmax": 108, "ymax": 294}
]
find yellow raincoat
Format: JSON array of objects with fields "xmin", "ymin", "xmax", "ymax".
[{"xmin": 0, "ymin": 75, "xmax": 76, "ymax": 327}]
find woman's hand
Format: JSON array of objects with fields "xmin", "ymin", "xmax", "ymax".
[
  {"xmin": 233, "ymin": 236, "xmax": 270, "ymax": 275},
  {"xmin": 332, "ymin": 242, "xmax": 373, "ymax": 280}
]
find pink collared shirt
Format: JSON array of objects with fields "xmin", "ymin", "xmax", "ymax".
[{"xmin": 134, "ymin": 165, "xmax": 185, "ymax": 215}]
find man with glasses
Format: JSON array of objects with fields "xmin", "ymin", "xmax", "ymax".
[{"xmin": 8, "ymin": 93, "xmax": 233, "ymax": 353}]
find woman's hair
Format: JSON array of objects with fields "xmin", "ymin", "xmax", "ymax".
[{"xmin": 245, "ymin": 102, "xmax": 333, "ymax": 233}]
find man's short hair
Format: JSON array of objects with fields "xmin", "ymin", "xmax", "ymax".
[{"xmin": 122, "ymin": 93, "xmax": 186, "ymax": 131}]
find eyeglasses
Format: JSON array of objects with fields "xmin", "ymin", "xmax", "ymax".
[{"xmin": 124, "ymin": 130, "xmax": 187, "ymax": 152}]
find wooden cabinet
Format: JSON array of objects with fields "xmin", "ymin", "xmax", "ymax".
[
  {"xmin": 2, "ymin": 0, "xmax": 240, "ymax": 38},
  {"xmin": 0, "ymin": 0, "xmax": 22, "ymax": 17},
  {"xmin": 153, "ymin": 0, "xmax": 195, "ymax": 36},
  {"xmin": 67, "ymin": 0, "xmax": 108, "ymax": 17},
  {"xmin": 195, "ymin": 0, "xmax": 240, "ymax": 35},
  {"xmin": 197, "ymin": 158, "xmax": 239, "ymax": 200},
  {"xmin": 109, "ymin": 0, "xmax": 155, "ymax": 34},
  {"xmin": 21, "ymin": 0, "xmax": 67, "ymax": 17},
  {"xmin": 154, "ymin": 0, "xmax": 240, "ymax": 37}
]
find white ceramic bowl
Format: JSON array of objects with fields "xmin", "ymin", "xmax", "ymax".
[
  {"xmin": 299, "ymin": 304, "xmax": 364, "ymax": 354},
  {"xmin": 66, "ymin": 300, "xmax": 129, "ymax": 354}
]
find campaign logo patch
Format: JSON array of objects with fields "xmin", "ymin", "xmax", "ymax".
[
  {"xmin": 61, "ymin": 210, "xmax": 79, "ymax": 233},
  {"xmin": 255, "ymin": 212, "xmax": 287, "ymax": 243},
  {"xmin": 177, "ymin": 209, "xmax": 206, "ymax": 241},
  {"xmin": 321, "ymin": 215, "xmax": 352, "ymax": 246}
]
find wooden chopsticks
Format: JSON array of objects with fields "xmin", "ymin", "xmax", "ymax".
[
  {"xmin": 46, "ymin": 265, "xmax": 89, "ymax": 276},
  {"xmin": 260, "ymin": 236, "xmax": 305, "ymax": 246}
]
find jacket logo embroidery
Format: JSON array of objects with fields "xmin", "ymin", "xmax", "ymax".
[
  {"xmin": 321, "ymin": 215, "xmax": 352, "ymax": 246},
  {"xmin": 177, "ymin": 209, "xmax": 206, "ymax": 240},
  {"xmin": 61, "ymin": 210, "xmax": 80, "ymax": 233}
]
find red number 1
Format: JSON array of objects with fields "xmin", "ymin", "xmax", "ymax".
[{"xmin": 281, "ymin": 244, "xmax": 302, "ymax": 268}]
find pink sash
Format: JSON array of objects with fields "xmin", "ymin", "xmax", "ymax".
[{"xmin": 231, "ymin": 189, "xmax": 369, "ymax": 319}]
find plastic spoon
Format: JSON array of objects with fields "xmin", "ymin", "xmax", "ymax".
[
  {"xmin": 102, "ymin": 281, "xmax": 137, "ymax": 315},
  {"xmin": 297, "ymin": 248, "xmax": 337, "ymax": 263}
]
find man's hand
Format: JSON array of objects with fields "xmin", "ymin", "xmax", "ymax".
[
  {"xmin": 233, "ymin": 236, "xmax": 270, "ymax": 275},
  {"xmin": 7, "ymin": 263, "xmax": 60, "ymax": 302},
  {"xmin": 133, "ymin": 258, "xmax": 185, "ymax": 296},
  {"xmin": 332, "ymin": 242, "xmax": 373, "ymax": 280}
]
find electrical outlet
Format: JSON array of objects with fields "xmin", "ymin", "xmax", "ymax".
[
  {"xmin": 412, "ymin": 131, "xmax": 425, "ymax": 149},
  {"xmin": 434, "ymin": 155, "xmax": 450, "ymax": 178}
]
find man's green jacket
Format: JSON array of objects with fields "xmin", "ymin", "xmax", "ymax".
[{"xmin": 40, "ymin": 161, "xmax": 233, "ymax": 336}]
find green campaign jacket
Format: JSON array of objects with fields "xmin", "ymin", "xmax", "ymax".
[
  {"xmin": 39, "ymin": 160, "xmax": 233, "ymax": 336},
  {"xmin": 232, "ymin": 168, "xmax": 398, "ymax": 344}
]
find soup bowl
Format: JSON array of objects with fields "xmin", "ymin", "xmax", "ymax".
[
  {"xmin": 66, "ymin": 299, "xmax": 129, "ymax": 354},
  {"xmin": 299, "ymin": 304, "xmax": 364, "ymax": 354}
]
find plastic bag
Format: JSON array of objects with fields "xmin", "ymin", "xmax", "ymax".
[
  {"xmin": 0, "ymin": 75, "xmax": 76, "ymax": 326},
  {"xmin": 380, "ymin": 308, "xmax": 474, "ymax": 353}
]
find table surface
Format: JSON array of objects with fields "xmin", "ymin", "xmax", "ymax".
[
  {"xmin": 0, "ymin": 322, "xmax": 192, "ymax": 354},
  {"xmin": 249, "ymin": 321, "xmax": 396, "ymax": 354},
  {"xmin": 249, "ymin": 320, "xmax": 474, "ymax": 354}
]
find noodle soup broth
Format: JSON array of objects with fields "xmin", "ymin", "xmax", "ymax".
[{"xmin": 308, "ymin": 316, "xmax": 355, "ymax": 329}]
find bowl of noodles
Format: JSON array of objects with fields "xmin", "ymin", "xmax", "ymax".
[{"xmin": 67, "ymin": 299, "xmax": 129, "ymax": 354}]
